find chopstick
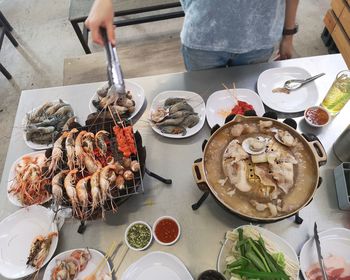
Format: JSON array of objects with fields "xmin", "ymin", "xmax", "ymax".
[
  {"xmin": 111, "ymin": 243, "xmax": 129, "ymax": 274},
  {"xmin": 222, "ymin": 83, "xmax": 238, "ymax": 104}
]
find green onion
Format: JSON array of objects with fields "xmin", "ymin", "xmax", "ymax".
[{"xmin": 231, "ymin": 269, "xmax": 290, "ymax": 279}]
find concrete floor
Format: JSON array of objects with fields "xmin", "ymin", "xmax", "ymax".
[{"xmin": 0, "ymin": 0, "xmax": 331, "ymax": 179}]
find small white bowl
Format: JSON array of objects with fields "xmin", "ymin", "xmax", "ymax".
[
  {"xmin": 125, "ymin": 221, "xmax": 153, "ymax": 251},
  {"xmin": 152, "ymin": 216, "xmax": 181, "ymax": 246},
  {"xmin": 304, "ymin": 105, "xmax": 330, "ymax": 128}
]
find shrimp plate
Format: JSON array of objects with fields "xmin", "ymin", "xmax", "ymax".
[
  {"xmin": 7, "ymin": 151, "xmax": 52, "ymax": 207},
  {"xmin": 0, "ymin": 205, "xmax": 58, "ymax": 279},
  {"xmin": 43, "ymin": 248, "xmax": 111, "ymax": 280}
]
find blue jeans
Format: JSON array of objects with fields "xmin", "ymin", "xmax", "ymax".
[{"xmin": 181, "ymin": 45, "xmax": 274, "ymax": 71}]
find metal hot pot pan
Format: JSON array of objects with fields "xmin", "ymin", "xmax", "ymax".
[{"xmin": 192, "ymin": 115, "xmax": 327, "ymax": 223}]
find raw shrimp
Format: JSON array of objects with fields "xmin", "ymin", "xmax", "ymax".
[
  {"xmin": 181, "ymin": 114, "xmax": 200, "ymax": 128},
  {"xmin": 66, "ymin": 128, "xmax": 78, "ymax": 170},
  {"xmin": 156, "ymin": 117, "xmax": 186, "ymax": 127},
  {"xmin": 164, "ymin": 97, "xmax": 186, "ymax": 107},
  {"xmin": 48, "ymin": 132, "xmax": 68, "ymax": 174},
  {"xmin": 95, "ymin": 130, "xmax": 109, "ymax": 157},
  {"xmin": 62, "ymin": 116, "xmax": 77, "ymax": 131},
  {"xmin": 52, "ymin": 170, "xmax": 69, "ymax": 206},
  {"xmin": 45, "ymin": 99, "xmax": 65, "ymax": 115},
  {"xmin": 52, "ymin": 105, "xmax": 73, "ymax": 118},
  {"xmin": 169, "ymin": 101, "xmax": 194, "ymax": 114},
  {"xmin": 160, "ymin": 125, "xmax": 186, "ymax": 135},
  {"xmin": 26, "ymin": 101, "xmax": 54, "ymax": 122}
]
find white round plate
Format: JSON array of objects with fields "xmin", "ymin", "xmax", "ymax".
[
  {"xmin": 43, "ymin": 248, "xmax": 111, "ymax": 280},
  {"xmin": 121, "ymin": 251, "xmax": 193, "ymax": 280},
  {"xmin": 23, "ymin": 100, "xmax": 74, "ymax": 150},
  {"xmin": 149, "ymin": 90, "xmax": 205, "ymax": 138},
  {"xmin": 7, "ymin": 151, "xmax": 51, "ymax": 207},
  {"xmin": 257, "ymin": 67, "xmax": 319, "ymax": 113},
  {"xmin": 300, "ymin": 227, "xmax": 350, "ymax": 279},
  {"xmin": 206, "ymin": 88, "xmax": 265, "ymax": 128},
  {"xmin": 0, "ymin": 205, "xmax": 58, "ymax": 279},
  {"xmin": 217, "ymin": 225, "xmax": 299, "ymax": 280},
  {"xmin": 89, "ymin": 80, "xmax": 145, "ymax": 119}
]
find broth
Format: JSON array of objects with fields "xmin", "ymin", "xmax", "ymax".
[{"xmin": 203, "ymin": 119, "xmax": 317, "ymax": 219}]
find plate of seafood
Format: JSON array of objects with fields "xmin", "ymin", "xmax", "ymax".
[
  {"xmin": 257, "ymin": 67, "xmax": 319, "ymax": 113},
  {"xmin": 0, "ymin": 205, "xmax": 58, "ymax": 279},
  {"xmin": 217, "ymin": 225, "xmax": 299, "ymax": 280},
  {"xmin": 122, "ymin": 251, "xmax": 193, "ymax": 280},
  {"xmin": 300, "ymin": 228, "xmax": 350, "ymax": 280},
  {"xmin": 89, "ymin": 81, "xmax": 145, "ymax": 119},
  {"xmin": 7, "ymin": 151, "xmax": 51, "ymax": 207},
  {"xmin": 43, "ymin": 248, "xmax": 111, "ymax": 280},
  {"xmin": 23, "ymin": 99, "xmax": 75, "ymax": 150},
  {"xmin": 206, "ymin": 88, "xmax": 265, "ymax": 128},
  {"xmin": 149, "ymin": 91, "xmax": 205, "ymax": 138},
  {"xmin": 47, "ymin": 121, "xmax": 144, "ymax": 221}
]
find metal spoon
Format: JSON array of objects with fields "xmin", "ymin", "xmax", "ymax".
[{"xmin": 283, "ymin": 73, "xmax": 325, "ymax": 91}]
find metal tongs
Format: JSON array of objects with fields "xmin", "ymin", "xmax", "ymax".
[{"xmin": 100, "ymin": 28, "xmax": 126, "ymax": 96}]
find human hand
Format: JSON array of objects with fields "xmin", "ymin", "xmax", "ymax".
[
  {"xmin": 278, "ymin": 36, "xmax": 294, "ymax": 60},
  {"xmin": 85, "ymin": 0, "xmax": 115, "ymax": 46}
]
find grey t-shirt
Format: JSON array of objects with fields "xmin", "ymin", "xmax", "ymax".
[{"xmin": 180, "ymin": 0, "xmax": 286, "ymax": 53}]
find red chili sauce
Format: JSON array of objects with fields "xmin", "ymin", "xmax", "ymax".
[
  {"xmin": 305, "ymin": 107, "xmax": 329, "ymax": 125},
  {"xmin": 155, "ymin": 218, "xmax": 179, "ymax": 243}
]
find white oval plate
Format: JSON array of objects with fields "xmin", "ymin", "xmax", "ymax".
[
  {"xmin": 0, "ymin": 205, "xmax": 58, "ymax": 279},
  {"xmin": 43, "ymin": 248, "xmax": 111, "ymax": 280},
  {"xmin": 217, "ymin": 225, "xmax": 299, "ymax": 280},
  {"xmin": 23, "ymin": 100, "xmax": 74, "ymax": 150},
  {"xmin": 7, "ymin": 151, "xmax": 51, "ymax": 207},
  {"xmin": 300, "ymin": 227, "xmax": 350, "ymax": 279},
  {"xmin": 257, "ymin": 67, "xmax": 319, "ymax": 113},
  {"xmin": 206, "ymin": 88, "xmax": 265, "ymax": 128},
  {"xmin": 89, "ymin": 80, "xmax": 145, "ymax": 119},
  {"xmin": 121, "ymin": 251, "xmax": 193, "ymax": 280},
  {"xmin": 149, "ymin": 90, "xmax": 205, "ymax": 138}
]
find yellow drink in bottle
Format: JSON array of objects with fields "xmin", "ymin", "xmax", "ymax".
[{"xmin": 321, "ymin": 70, "xmax": 350, "ymax": 115}]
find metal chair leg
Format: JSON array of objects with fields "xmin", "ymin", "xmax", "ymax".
[
  {"xmin": 0, "ymin": 63, "xmax": 12, "ymax": 79},
  {"xmin": 4, "ymin": 29, "xmax": 18, "ymax": 47},
  {"xmin": 0, "ymin": 11, "xmax": 13, "ymax": 31}
]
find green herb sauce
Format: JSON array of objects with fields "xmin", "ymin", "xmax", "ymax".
[{"xmin": 127, "ymin": 223, "xmax": 151, "ymax": 249}]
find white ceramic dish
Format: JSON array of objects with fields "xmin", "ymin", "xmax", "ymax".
[
  {"xmin": 43, "ymin": 248, "xmax": 111, "ymax": 280},
  {"xmin": 206, "ymin": 88, "xmax": 265, "ymax": 128},
  {"xmin": 257, "ymin": 67, "xmax": 319, "ymax": 113},
  {"xmin": 149, "ymin": 90, "xmax": 206, "ymax": 138},
  {"xmin": 121, "ymin": 251, "xmax": 193, "ymax": 280},
  {"xmin": 217, "ymin": 225, "xmax": 299, "ymax": 280},
  {"xmin": 300, "ymin": 227, "xmax": 350, "ymax": 280},
  {"xmin": 89, "ymin": 80, "xmax": 145, "ymax": 119},
  {"xmin": 0, "ymin": 205, "xmax": 58, "ymax": 279},
  {"xmin": 152, "ymin": 216, "xmax": 181, "ymax": 246},
  {"xmin": 7, "ymin": 151, "xmax": 51, "ymax": 207},
  {"xmin": 23, "ymin": 100, "xmax": 73, "ymax": 150},
  {"xmin": 304, "ymin": 105, "xmax": 331, "ymax": 128},
  {"xmin": 125, "ymin": 221, "xmax": 153, "ymax": 251}
]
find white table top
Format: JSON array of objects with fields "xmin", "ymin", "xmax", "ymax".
[{"xmin": 0, "ymin": 53, "xmax": 349, "ymax": 279}]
